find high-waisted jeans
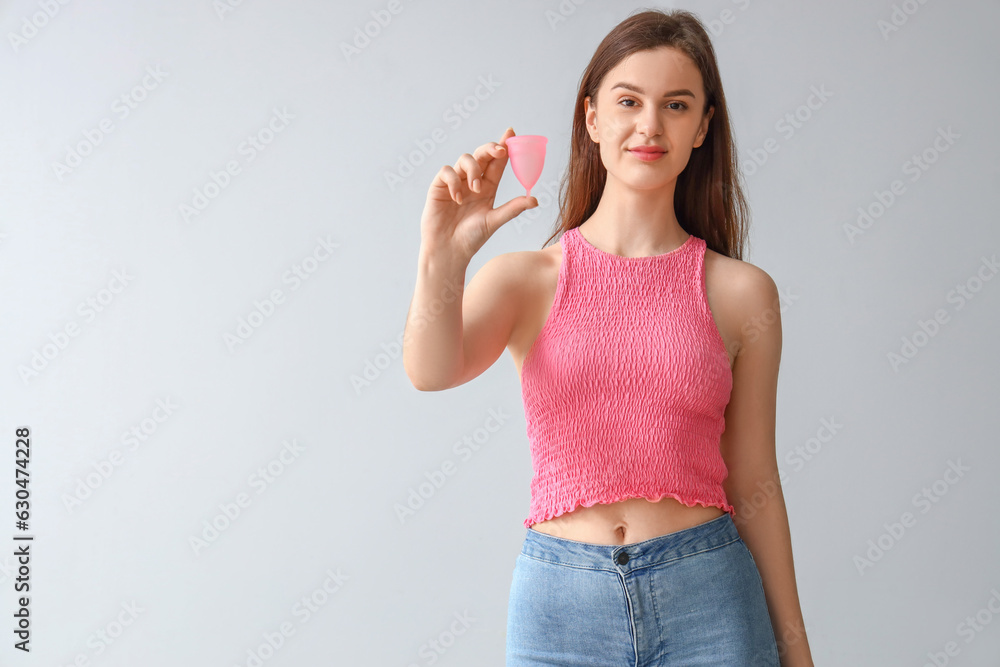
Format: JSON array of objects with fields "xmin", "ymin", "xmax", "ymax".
[{"xmin": 505, "ymin": 512, "xmax": 780, "ymax": 666}]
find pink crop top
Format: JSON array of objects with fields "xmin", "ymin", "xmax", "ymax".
[{"xmin": 519, "ymin": 225, "xmax": 735, "ymax": 529}]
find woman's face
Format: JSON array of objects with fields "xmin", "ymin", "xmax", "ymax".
[{"xmin": 585, "ymin": 46, "xmax": 714, "ymax": 191}]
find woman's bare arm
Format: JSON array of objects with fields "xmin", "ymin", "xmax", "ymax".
[
  {"xmin": 403, "ymin": 250, "xmax": 523, "ymax": 391},
  {"xmin": 720, "ymin": 264, "xmax": 814, "ymax": 665},
  {"xmin": 402, "ymin": 127, "xmax": 536, "ymax": 391}
]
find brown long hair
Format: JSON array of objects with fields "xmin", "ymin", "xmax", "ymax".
[{"xmin": 543, "ymin": 8, "xmax": 750, "ymax": 260}]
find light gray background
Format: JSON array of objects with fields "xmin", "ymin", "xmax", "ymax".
[{"xmin": 1, "ymin": 0, "xmax": 998, "ymax": 665}]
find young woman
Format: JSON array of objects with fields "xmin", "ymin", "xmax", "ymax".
[{"xmin": 404, "ymin": 9, "xmax": 813, "ymax": 666}]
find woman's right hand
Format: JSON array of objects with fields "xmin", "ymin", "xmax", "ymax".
[{"xmin": 420, "ymin": 127, "xmax": 538, "ymax": 263}]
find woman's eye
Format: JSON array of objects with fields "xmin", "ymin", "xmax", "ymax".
[{"xmin": 619, "ymin": 99, "xmax": 687, "ymax": 110}]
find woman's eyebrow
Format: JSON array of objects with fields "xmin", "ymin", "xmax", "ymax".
[{"xmin": 610, "ymin": 82, "xmax": 695, "ymax": 98}]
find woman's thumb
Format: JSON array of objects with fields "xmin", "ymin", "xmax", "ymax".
[{"xmin": 488, "ymin": 196, "xmax": 538, "ymax": 229}]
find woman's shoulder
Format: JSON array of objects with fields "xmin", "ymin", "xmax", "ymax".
[
  {"xmin": 704, "ymin": 246, "xmax": 781, "ymax": 330},
  {"xmin": 473, "ymin": 237, "xmax": 563, "ymax": 312},
  {"xmin": 705, "ymin": 245, "xmax": 776, "ymax": 291},
  {"xmin": 491, "ymin": 236, "xmax": 563, "ymax": 283}
]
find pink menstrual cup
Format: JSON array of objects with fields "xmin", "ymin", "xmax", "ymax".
[{"xmin": 505, "ymin": 135, "xmax": 547, "ymax": 197}]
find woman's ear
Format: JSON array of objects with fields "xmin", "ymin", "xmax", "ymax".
[
  {"xmin": 584, "ymin": 96, "xmax": 599, "ymax": 143},
  {"xmin": 694, "ymin": 105, "xmax": 714, "ymax": 148}
]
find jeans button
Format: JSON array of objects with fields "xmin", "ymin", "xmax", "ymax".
[{"xmin": 616, "ymin": 551, "xmax": 629, "ymax": 565}]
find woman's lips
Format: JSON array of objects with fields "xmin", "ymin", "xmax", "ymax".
[{"xmin": 628, "ymin": 147, "xmax": 665, "ymax": 161}]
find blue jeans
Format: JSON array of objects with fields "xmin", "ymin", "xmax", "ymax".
[{"xmin": 506, "ymin": 513, "xmax": 780, "ymax": 666}]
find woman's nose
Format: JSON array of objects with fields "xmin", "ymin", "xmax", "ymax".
[{"xmin": 637, "ymin": 108, "xmax": 663, "ymax": 135}]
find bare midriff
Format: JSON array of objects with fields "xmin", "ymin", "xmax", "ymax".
[{"xmin": 528, "ymin": 496, "xmax": 726, "ymax": 546}]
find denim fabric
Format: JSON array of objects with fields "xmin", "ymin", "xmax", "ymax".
[{"xmin": 506, "ymin": 513, "xmax": 779, "ymax": 666}]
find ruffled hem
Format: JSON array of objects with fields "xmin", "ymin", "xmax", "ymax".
[{"xmin": 524, "ymin": 491, "xmax": 736, "ymax": 529}]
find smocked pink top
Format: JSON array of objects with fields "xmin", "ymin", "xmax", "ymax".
[{"xmin": 520, "ymin": 225, "xmax": 735, "ymax": 529}]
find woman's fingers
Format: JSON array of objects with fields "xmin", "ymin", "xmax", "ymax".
[
  {"xmin": 435, "ymin": 134, "xmax": 513, "ymax": 207},
  {"xmin": 481, "ymin": 138, "xmax": 511, "ymax": 188},
  {"xmin": 455, "ymin": 142, "xmax": 508, "ymax": 193},
  {"xmin": 434, "ymin": 166, "xmax": 464, "ymax": 204},
  {"xmin": 472, "ymin": 140, "xmax": 507, "ymax": 164},
  {"xmin": 476, "ymin": 141, "xmax": 508, "ymax": 189},
  {"xmin": 454, "ymin": 152, "xmax": 485, "ymax": 193}
]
